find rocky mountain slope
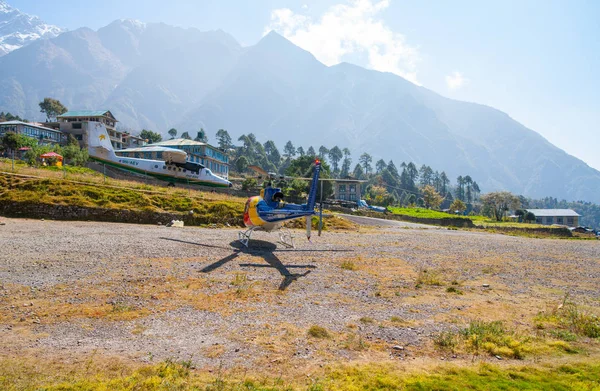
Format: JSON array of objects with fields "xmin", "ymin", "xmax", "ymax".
[
  {"xmin": 0, "ymin": 19, "xmax": 598, "ymax": 202},
  {"xmin": 0, "ymin": 1, "xmax": 63, "ymax": 56}
]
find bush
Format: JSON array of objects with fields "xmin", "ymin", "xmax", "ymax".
[
  {"xmin": 435, "ymin": 321, "xmax": 529, "ymax": 359},
  {"xmin": 241, "ymin": 177, "xmax": 257, "ymax": 191},
  {"xmin": 416, "ymin": 268, "xmax": 444, "ymax": 287},
  {"xmin": 340, "ymin": 260, "xmax": 357, "ymax": 271},
  {"xmin": 446, "ymin": 286, "xmax": 463, "ymax": 295},
  {"xmin": 307, "ymin": 325, "xmax": 330, "ymax": 339}
]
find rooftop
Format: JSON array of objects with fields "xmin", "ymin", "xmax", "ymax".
[
  {"xmin": 116, "ymin": 146, "xmax": 186, "ymax": 154},
  {"xmin": 0, "ymin": 120, "xmax": 62, "ymax": 132},
  {"xmin": 58, "ymin": 110, "xmax": 117, "ymax": 121},
  {"xmin": 526, "ymin": 209, "xmax": 581, "ymax": 217},
  {"xmin": 153, "ymin": 138, "xmax": 208, "ymax": 147}
]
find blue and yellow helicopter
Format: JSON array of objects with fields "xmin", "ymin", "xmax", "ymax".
[{"xmin": 240, "ymin": 159, "xmax": 323, "ymax": 248}]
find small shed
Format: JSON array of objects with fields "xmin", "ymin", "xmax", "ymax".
[
  {"xmin": 40, "ymin": 152, "xmax": 63, "ymax": 167},
  {"xmin": 526, "ymin": 209, "xmax": 581, "ymax": 227}
]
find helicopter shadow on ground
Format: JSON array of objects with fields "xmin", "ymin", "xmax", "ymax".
[{"xmin": 160, "ymin": 237, "xmax": 352, "ymax": 291}]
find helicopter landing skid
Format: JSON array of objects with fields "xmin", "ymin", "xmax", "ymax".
[
  {"xmin": 238, "ymin": 226, "xmax": 259, "ymax": 247},
  {"xmin": 278, "ymin": 228, "xmax": 295, "ymax": 249}
]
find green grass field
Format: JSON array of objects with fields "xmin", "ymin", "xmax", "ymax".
[
  {"xmin": 2, "ymin": 359, "xmax": 599, "ymax": 391},
  {"xmin": 387, "ymin": 207, "xmax": 470, "ymax": 220}
]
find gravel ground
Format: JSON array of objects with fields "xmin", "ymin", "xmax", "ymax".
[{"xmin": 0, "ymin": 218, "xmax": 599, "ymax": 370}]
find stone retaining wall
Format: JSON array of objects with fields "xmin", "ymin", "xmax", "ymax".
[{"xmin": 480, "ymin": 225, "xmax": 572, "ymax": 237}]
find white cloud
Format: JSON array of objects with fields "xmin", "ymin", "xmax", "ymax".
[
  {"xmin": 265, "ymin": 0, "xmax": 420, "ymax": 84},
  {"xmin": 445, "ymin": 71, "xmax": 467, "ymax": 90}
]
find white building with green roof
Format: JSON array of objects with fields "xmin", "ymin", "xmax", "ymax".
[{"xmin": 57, "ymin": 110, "xmax": 125, "ymax": 149}]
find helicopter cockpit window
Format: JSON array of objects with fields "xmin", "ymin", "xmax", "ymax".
[{"xmin": 272, "ymin": 191, "xmax": 284, "ymax": 203}]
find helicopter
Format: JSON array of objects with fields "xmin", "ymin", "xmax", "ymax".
[{"xmin": 239, "ymin": 159, "xmax": 324, "ymax": 248}]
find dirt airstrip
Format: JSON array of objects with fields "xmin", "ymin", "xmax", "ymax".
[{"xmin": 0, "ymin": 218, "xmax": 599, "ymax": 374}]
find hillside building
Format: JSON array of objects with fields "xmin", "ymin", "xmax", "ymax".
[
  {"xmin": 57, "ymin": 110, "xmax": 125, "ymax": 150},
  {"xmin": 526, "ymin": 209, "xmax": 581, "ymax": 227},
  {"xmin": 118, "ymin": 138, "xmax": 229, "ymax": 179},
  {"xmin": 333, "ymin": 178, "xmax": 362, "ymax": 202},
  {"xmin": 0, "ymin": 120, "xmax": 65, "ymax": 145},
  {"xmin": 123, "ymin": 133, "xmax": 147, "ymax": 149}
]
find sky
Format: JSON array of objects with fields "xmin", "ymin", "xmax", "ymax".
[{"xmin": 11, "ymin": 0, "xmax": 600, "ymax": 171}]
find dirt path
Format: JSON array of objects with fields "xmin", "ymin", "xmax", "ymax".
[
  {"xmin": 337, "ymin": 213, "xmax": 440, "ymax": 229},
  {"xmin": 0, "ymin": 218, "xmax": 598, "ymax": 372}
]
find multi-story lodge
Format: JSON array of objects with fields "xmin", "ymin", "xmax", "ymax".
[
  {"xmin": 0, "ymin": 121, "xmax": 65, "ymax": 145},
  {"xmin": 116, "ymin": 138, "xmax": 229, "ymax": 179},
  {"xmin": 123, "ymin": 133, "xmax": 147, "ymax": 149},
  {"xmin": 57, "ymin": 110, "xmax": 125, "ymax": 150}
]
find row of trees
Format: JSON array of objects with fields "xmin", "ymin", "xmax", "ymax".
[
  {"xmin": 191, "ymin": 130, "xmax": 483, "ymax": 211},
  {"xmin": 0, "ymin": 112, "xmax": 26, "ymax": 122}
]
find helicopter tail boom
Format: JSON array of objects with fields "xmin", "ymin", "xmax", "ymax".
[{"xmin": 305, "ymin": 160, "xmax": 322, "ymax": 212}]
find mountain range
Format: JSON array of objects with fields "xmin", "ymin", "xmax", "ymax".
[
  {"xmin": 0, "ymin": 14, "xmax": 599, "ymax": 203},
  {"xmin": 0, "ymin": 1, "xmax": 63, "ymax": 56}
]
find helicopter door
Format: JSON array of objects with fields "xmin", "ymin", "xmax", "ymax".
[{"xmin": 243, "ymin": 199, "xmax": 252, "ymax": 226}]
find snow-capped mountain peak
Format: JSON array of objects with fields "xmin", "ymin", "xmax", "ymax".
[{"xmin": 0, "ymin": 0, "xmax": 64, "ymax": 56}]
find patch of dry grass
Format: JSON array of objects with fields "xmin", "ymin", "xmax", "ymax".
[
  {"xmin": 307, "ymin": 325, "xmax": 330, "ymax": 339},
  {"xmin": 536, "ymin": 297, "xmax": 600, "ymax": 339}
]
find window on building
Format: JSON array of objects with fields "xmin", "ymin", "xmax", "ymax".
[
  {"xmin": 349, "ymin": 194, "xmax": 357, "ymax": 201},
  {"xmin": 557, "ymin": 217, "xmax": 564, "ymax": 224},
  {"xmin": 350, "ymin": 184, "xmax": 356, "ymax": 193},
  {"xmin": 567, "ymin": 217, "xmax": 574, "ymax": 226},
  {"xmin": 72, "ymin": 123, "xmax": 82, "ymax": 129},
  {"xmin": 339, "ymin": 184, "xmax": 346, "ymax": 193}
]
